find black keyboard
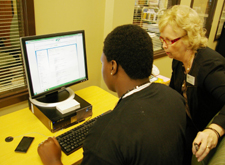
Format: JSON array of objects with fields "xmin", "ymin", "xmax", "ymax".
[{"xmin": 56, "ymin": 110, "xmax": 111, "ymax": 155}]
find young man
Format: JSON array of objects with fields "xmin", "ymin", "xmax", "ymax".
[{"xmin": 38, "ymin": 24, "xmax": 186, "ymax": 165}]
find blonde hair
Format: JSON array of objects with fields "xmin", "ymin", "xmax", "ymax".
[{"xmin": 158, "ymin": 5, "xmax": 208, "ymax": 51}]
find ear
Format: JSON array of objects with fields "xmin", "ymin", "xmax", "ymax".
[{"xmin": 110, "ymin": 60, "xmax": 118, "ymax": 75}]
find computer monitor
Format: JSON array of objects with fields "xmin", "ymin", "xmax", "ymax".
[{"xmin": 20, "ymin": 30, "xmax": 88, "ymax": 107}]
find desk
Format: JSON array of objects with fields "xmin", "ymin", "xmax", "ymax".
[{"xmin": 0, "ymin": 86, "xmax": 118, "ymax": 165}]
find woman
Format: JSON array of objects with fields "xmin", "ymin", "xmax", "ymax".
[{"xmin": 158, "ymin": 5, "xmax": 225, "ymax": 164}]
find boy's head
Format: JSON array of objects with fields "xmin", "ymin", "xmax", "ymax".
[{"xmin": 103, "ymin": 24, "xmax": 153, "ymax": 79}]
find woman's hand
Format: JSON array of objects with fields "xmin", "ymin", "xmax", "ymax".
[
  {"xmin": 192, "ymin": 124, "xmax": 224, "ymax": 162},
  {"xmin": 37, "ymin": 137, "xmax": 63, "ymax": 165}
]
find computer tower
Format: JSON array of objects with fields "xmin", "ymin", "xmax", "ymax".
[{"xmin": 30, "ymin": 94, "xmax": 92, "ymax": 132}]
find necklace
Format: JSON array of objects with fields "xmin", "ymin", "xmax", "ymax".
[
  {"xmin": 121, "ymin": 81, "xmax": 151, "ymax": 99},
  {"xmin": 115, "ymin": 81, "xmax": 151, "ymax": 107},
  {"xmin": 185, "ymin": 53, "xmax": 194, "ymax": 74}
]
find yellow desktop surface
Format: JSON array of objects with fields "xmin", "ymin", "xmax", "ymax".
[{"xmin": 0, "ymin": 86, "xmax": 118, "ymax": 165}]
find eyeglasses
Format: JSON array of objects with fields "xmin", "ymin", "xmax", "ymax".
[{"xmin": 159, "ymin": 35, "xmax": 186, "ymax": 45}]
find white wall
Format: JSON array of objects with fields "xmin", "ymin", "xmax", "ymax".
[{"xmin": 34, "ymin": 0, "xmax": 106, "ymax": 92}]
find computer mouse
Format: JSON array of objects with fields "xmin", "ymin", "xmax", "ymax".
[{"xmin": 5, "ymin": 136, "xmax": 13, "ymax": 142}]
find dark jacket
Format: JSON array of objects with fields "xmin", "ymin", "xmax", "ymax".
[
  {"xmin": 81, "ymin": 83, "xmax": 186, "ymax": 165},
  {"xmin": 170, "ymin": 47, "xmax": 225, "ymax": 131}
]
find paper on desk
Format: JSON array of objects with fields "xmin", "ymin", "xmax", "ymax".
[{"xmin": 56, "ymin": 99, "xmax": 80, "ymax": 114}]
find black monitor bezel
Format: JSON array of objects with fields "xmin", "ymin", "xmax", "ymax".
[{"xmin": 20, "ymin": 30, "xmax": 88, "ymax": 99}]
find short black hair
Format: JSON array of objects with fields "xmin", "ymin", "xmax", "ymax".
[{"xmin": 103, "ymin": 24, "xmax": 153, "ymax": 79}]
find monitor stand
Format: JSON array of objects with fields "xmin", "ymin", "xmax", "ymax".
[{"xmin": 30, "ymin": 87, "xmax": 75, "ymax": 108}]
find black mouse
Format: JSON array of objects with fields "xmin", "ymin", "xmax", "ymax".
[{"xmin": 5, "ymin": 136, "xmax": 13, "ymax": 142}]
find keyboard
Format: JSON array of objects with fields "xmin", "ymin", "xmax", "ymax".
[{"xmin": 56, "ymin": 110, "xmax": 112, "ymax": 155}]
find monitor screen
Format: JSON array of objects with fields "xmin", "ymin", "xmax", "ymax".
[{"xmin": 21, "ymin": 30, "xmax": 88, "ymax": 100}]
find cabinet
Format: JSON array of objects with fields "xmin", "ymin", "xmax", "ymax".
[
  {"xmin": 133, "ymin": 0, "xmax": 169, "ymax": 52},
  {"xmin": 191, "ymin": 0, "xmax": 218, "ymax": 37},
  {"xmin": 215, "ymin": 3, "xmax": 225, "ymax": 40}
]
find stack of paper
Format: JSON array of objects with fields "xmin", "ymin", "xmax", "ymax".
[{"xmin": 56, "ymin": 99, "xmax": 80, "ymax": 114}]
